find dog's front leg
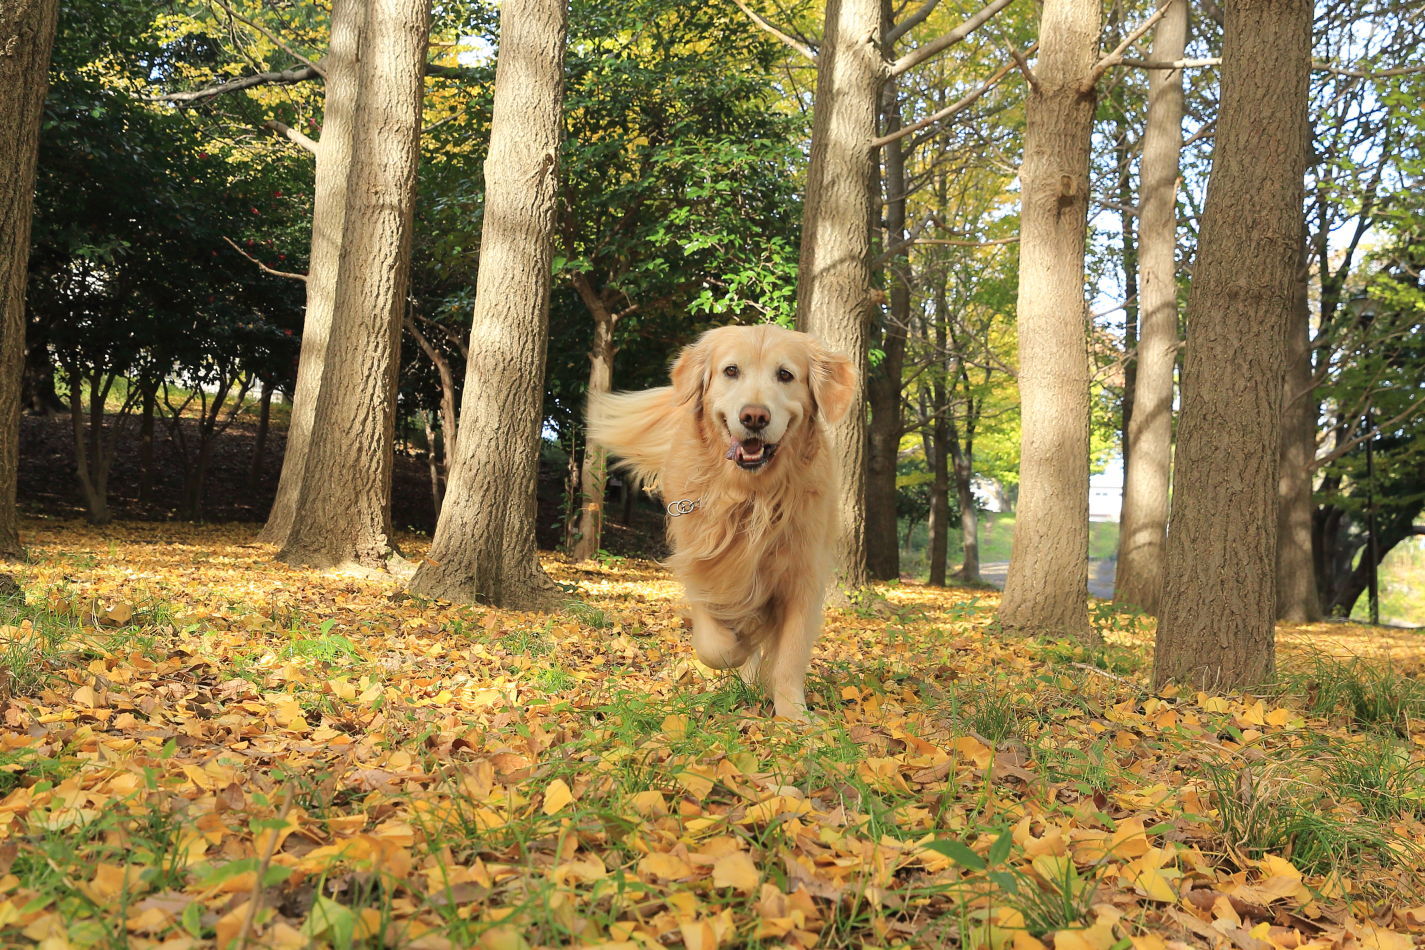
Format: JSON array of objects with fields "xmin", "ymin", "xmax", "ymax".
[
  {"xmin": 690, "ymin": 603, "xmax": 753, "ymax": 670},
  {"xmin": 758, "ymin": 593, "xmax": 822, "ymax": 722}
]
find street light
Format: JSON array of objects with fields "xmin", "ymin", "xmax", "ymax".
[{"xmin": 1348, "ymin": 292, "xmax": 1379, "ymax": 625}]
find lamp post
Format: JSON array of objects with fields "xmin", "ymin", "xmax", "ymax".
[{"xmin": 1348, "ymin": 292, "xmax": 1380, "ymax": 625}]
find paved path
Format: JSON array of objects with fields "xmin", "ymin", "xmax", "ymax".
[{"xmin": 978, "ymin": 559, "xmax": 1117, "ymax": 600}]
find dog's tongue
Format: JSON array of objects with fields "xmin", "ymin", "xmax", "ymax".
[{"xmin": 726, "ymin": 438, "xmax": 765, "ymax": 463}]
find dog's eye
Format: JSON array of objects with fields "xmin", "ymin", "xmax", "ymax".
[
  {"xmin": 777, "ymin": 368, "xmax": 794, "ymax": 383},
  {"xmin": 723, "ymin": 365, "xmax": 739, "ymax": 379}
]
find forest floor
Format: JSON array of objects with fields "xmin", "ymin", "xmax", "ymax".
[{"xmin": 2, "ymin": 519, "xmax": 1425, "ymax": 949}]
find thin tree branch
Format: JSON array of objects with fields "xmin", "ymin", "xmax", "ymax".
[
  {"xmin": 1009, "ymin": 44, "xmax": 1038, "ymax": 92},
  {"xmin": 209, "ymin": 0, "xmax": 326, "ymax": 79},
  {"xmin": 262, "ymin": 118, "xmax": 318, "ymax": 154},
  {"xmin": 888, "ymin": 0, "xmax": 1016, "ymax": 78},
  {"xmin": 223, "ymin": 236, "xmax": 308, "ymax": 282},
  {"xmin": 729, "ymin": 0, "xmax": 817, "ymax": 61},
  {"xmin": 154, "ymin": 64, "xmax": 319, "ymax": 105},
  {"xmin": 1310, "ymin": 397, "xmax": 1425, "ymax": 472},
  {"xmin": 873, "ymin": 47, "xmax": 1028, "ymax": 149},
  {"xmin": 1124, "ymin": 57, "xmax": 1425, "ymax": 79},
  {"xmin": 1081, "ymin": 0, "xmax": 1175, "ymax": 92},
  {"xmin": 155, "ymin": 60, "xmax": 487, "ymax": 106},
  {"xmin": 886, "ymin": 0, "xmax": 942, "ymax": 45}
]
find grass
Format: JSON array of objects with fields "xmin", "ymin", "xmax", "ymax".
[
  {"xmin": 899, "ymin": 512, "xmax": 1121, "ymax": 580},
  {"xmin": 3, "ymin": 519, "xmax": 1425, "ymax": 948}
]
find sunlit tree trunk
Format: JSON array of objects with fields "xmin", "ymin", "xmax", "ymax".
[
  {"xmin": 1155, "ymin": 0, "xmax": 1310, "ymax": 688},
  {"xmin": 796, "ymin": 0, "xmax": 882, "ymax": 591},
  {"xmin": 996, "ymin": 0, "xmax": 1098, "ymax": 641},
  {"xmin": 260, "ymin": 0, "xmax": 366, "ymax": 546},
  {"xmin": 570, "ymin": 277, "xmax": 614, "ymax": 562},
  {"xmin": 279, "ymin": 0, "xmax": 430, "ymax": 569},
  {"xmin": 409, "ymin": 0, "xmax": 566, "ymax": 607},
  {"xmin": 0, "ymin": 0, "xmax": 58, "ymax": 559},
  {"xmin": 1114, "ymin": 0, "xmax": 1186, "ymax": 614},
  {"xmin": 866, "ymin": 74, "xmax": 909, "ymax": 582},
  {"xmin": 1275, "ymin": 236, "xmax": 1322, "ymax": 621}
]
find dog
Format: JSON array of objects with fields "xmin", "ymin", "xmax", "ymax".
[{"xmin": 587, "ymin": 324, "xmax": 856, "ymax": 720}]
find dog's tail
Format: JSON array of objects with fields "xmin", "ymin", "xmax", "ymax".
[{"xmin": 586, "ymin": 387, "xmax": 680, "ymax": 490}]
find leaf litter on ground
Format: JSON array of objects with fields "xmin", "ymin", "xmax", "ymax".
[{"xmin": 0, "ymin": 518, "xmax": 1423, "ymax": 948}]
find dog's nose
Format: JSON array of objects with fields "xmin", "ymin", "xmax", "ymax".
[{"xmin": 739, "ymin": 405, "xmax": 770, "ymax": 432}]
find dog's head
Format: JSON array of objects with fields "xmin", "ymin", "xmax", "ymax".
[{"xmin": 669, "ymin": 325, "xmax": 856, "ymax": 472}]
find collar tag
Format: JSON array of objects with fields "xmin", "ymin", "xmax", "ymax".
[{"xmin": 666, "ymin": 498, "xmax": 702, "ymax": 517}]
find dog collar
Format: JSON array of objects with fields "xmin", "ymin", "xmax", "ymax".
[{"xmin": 665, "ymin": 498, "xmax": 702, "ymax": 517}]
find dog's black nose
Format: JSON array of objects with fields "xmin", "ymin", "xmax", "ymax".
[{"xmin": 739, "ymin": 405, "xmax": 770, "ymax": 431}]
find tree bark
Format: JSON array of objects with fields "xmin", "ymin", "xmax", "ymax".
[
  {"xmin": 996, "ymin": 0, "xmax": 1098, "ymax": 641},
  {"xmin": 0, "ymin": 0, "xmax": 58, "ymax": 559},
  {"xmin": 1155, "ymin": 0, "xmax": 1310, "ymax": 689},
  {"xmin": 866, "ymin": 75, "xmax": 910, "ymax": 582},
  {"xmin": 950, "ymin": 420, "xmax": 979, "ymax": 581},
  {"xmin": 250, "ymin": 378, "xmax": 274, "ymax": 488},
  {"xmin": 137, "ymin": 380, "xmax": 157, "ymax": 502},
  {"xmin": 570, "ymin": 276, "xmax": 615, "ymax": 562},
  {"xmin": 795, "ymin": 0, "xmax": 882, "ymax": 591},
  {"xmin": 1275, "ymin": 242, "xmax": 1321, "ymax": 621},
  {"xmin": 1114, "ymin": 0, "xmax": 1185, "ymax": 615},
  {"xmin": 279, "ymin": 0, "xmax": 429, "ymax": 569},
  {"xmin": 924, "ymin": 410, "xmax": 950, "ymax": 587},
  {"xmin": 408, "ymin": 0, "xmax": 566, "ymax": 608},
  {"xmin": 260, "ymin": 0, "xmax": 366, "ymax": 545}
]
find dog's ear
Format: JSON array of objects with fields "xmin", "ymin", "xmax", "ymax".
[
  {"xmin": 809, "ymin": 344, "xmax": 856, "ymax": 424},
  {"xmin": 669, "ymin": 337, "xmax": 710, "ymax": 409}
]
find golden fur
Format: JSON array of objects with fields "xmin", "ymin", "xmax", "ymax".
[{"xmin": 587, "ymin": 325, "xmax": 856, "ymax": 720}]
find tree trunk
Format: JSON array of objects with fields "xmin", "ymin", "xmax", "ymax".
[
  {"xmin": 137, "ymin": 380, "xmax": 158, "ymax": 502},
  {"xmin": 423, "ymin": 414, "xmax": 444, "ymax": 515},
  {"xmin": 260, "ymin": 0, "xmax": 366, "ymax": 546},
  {"xmin": 408, "ymin": 0, "xmax": 565, "ymax": 608},
  {"xmin": 68, "ymin": 372, "xmax": 113, "ymax": 525},
  {"xmin": 996, "ymin": 0, "xmax": 1098, "ymax": 641},
  {"xmin": 795, "ymin": 0, "xmax": 882, "ymax": 591},
  {"xmin": 1275, "ymin": 244, "xmax": 1321, "ymax": 621},
  {"xmin": 0, "ymin": 0, "xmax": 58, "ymax": 559},
  {"xmin": 866, "ymin": 77, "xmax": 909, "ymax": 582},
  {"xmin": 570, "ymin": 277, "xmax": 615, "ymax": 562},
  {"xmin": 1155, "ymin": 0, "xmax": 1310, "ymax": 689},
  {"xmin": 279, "ymin": 0, "xmax": 429, "ymax": 569},
  {"xmin": 1114, "ymin": 0, "xmax": 1185, "ymax": 615},
  {"xmin": 250, "ymin": 378, "xmax": 274, "ymax": 488},
  {"xmin": 950, "ymin": 424, "xmax": 979, "ymax": 582},
  {"xmin": 924, "ymin": 410, "xmax": 950, "ymax": 587}
]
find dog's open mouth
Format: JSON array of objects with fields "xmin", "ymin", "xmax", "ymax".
[{"xmin": 725, "ymin": 437, "xmax": 778, "ymax": 470}]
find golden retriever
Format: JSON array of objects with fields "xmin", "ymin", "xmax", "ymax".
[{"xmin": 587, "ymin": 324, "xmax": 856, "ymax": 720}]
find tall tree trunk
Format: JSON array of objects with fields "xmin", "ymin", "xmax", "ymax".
[
  {"xmin": 795, "ymin": 0, "xmax": 882, "ymax": 590},
  {"xmin": 137, "ymin": 380, "xmax": 158, "ymax": 502},
  {"xmin": 279, "ymin": 0, "xmax": 429, "ymax": 569},
  {"xmin": 1155, "ymin": 0, "xmax": 1310, "ymax": 689},
  {"xmin": 570, "ymin": 277, "xmax": 614, "ymax": 562},
  {"xmin": 866, "ymin": 76, "xmax": 909, "ymax": 582},
  {"xmin": 1275, "ymin": 239, "xmax": 1322, "ymax": 621},
  {"xmin": 950, "ymin": 423, "xmax": 979, "ymax": 581},
  {"xmin": 924, "ymin": 408, "xmax": 950, "ymax": 587},
  {"xmin": 260, "ymin": 0, "xmax": 366, "ymax": 546},
  {"xmin": 250, "ymin": 378, "xmax": 274, "ymax": 488},
  {"xmin": 422, "ymin": 414, "xmax": 444, "ymax": 515},
  {"xmin": 408, "ymin": 0, "xmax": 565, "ymax": 608},
  {"xmin": 1114, "ymin": 0, "xmax": 1185, "ymax": 614},
  {"xmin": 0, "ymin": 0, "xmax": 58, "ymax": 559},
  {"xmin": 996, "ymin": 0, "xmax": 1098, "ymax": 641}
]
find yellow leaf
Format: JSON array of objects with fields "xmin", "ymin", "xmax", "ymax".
[
  {"xmin": 542, "ymin": 778, "xmax": 575, "ymax": 815},
  {"xmin": 638, "ymin": 851, "xmax": 694, "ymax": 880},
  {"xmin": 712, "ymin": 852, "xmax": 760, "ymax": 892}
]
